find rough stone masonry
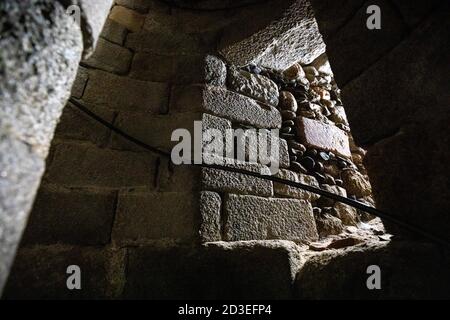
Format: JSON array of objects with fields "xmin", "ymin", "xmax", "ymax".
[
  {"xmin": 4, "ymin": 0, "xmax": 449, "ymax": 299},
  {"xmin": 0, "ymin": 0, "xmax": 112, "ymax": 294}
]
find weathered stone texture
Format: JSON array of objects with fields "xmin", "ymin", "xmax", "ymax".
[
  {"xmin": 71, "ymin": 67, "xmax": 89, "ymax": 99},
  {"xmin": 124, "ymin": 241, "xmax": 302, "ymax": 299},
  {"xmin": 296, "ymin": 117, "xmax": 351, "ymax": 158},
  {"xmin": 227, "ymin": 67, "xmax": 280, "ymax": 106},
  {"xmin": 317, "ymin": 184, "xmax": 347, "ymax": 207},
  {"xmin": 224, "ymin": 194, "xmax": 318, "ymax": 242},
  {"xmin": 219, "ymin": 0, "xmax": 325, "ymax": 70},
  {"xmin": 76, "ymin": 0, "xmax": 115, "ymax": 57},
  {"xmin": 21, "ymin": 186, "xmax": 116, "ymax": 245},
  {"xmin": 172, "ymin": 85, "xmax": 282, "ymax": 128},
  {"xmin": 110, "ymin": 112, "xmax": 201, "ymax": 152},
  {"xmin": 113, "ymin": 190, "xmax": 199, "ymax": 245},
  {"xmin": 315, "ymin": 213, "xmax": 344, "ymax": 238},
  {"xmin": 341, "ymin": 168, "xmax": 372, "ymax": 198},
  {"xmin": 126, "ymin": 30, "xmax": 216, "ymax": 56},
  {"xmin": 333, "ymin": 202, "xmax": 359, "ymax": 226},
  {"xmin": 274, "ymin": 169, "xmax": 320, "ymax": 201},
  {"xmin": 202, "ymin": 163, "xmax": 274, "ymax": 197},
  {"xmin": 231, "ymin": 129, "xmax": 289, "ymax": 169},
  {"xmin": 199, "ymin": 191, "xmax": 222, "ymax": 242},
  {"xmin": 158, "ymin": 160, "xmax": 201, "ymax": 192}
]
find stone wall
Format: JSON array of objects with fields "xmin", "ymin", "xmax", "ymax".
[
  {"xmin": 5, "ymin": 0, "xmax": 449, "ymax": 299},
  {"xmin": 2, "ymin": 0, "xmax": 217, "ymax": 299},
  {"xmin": 4, "ymin": 0, "xmax": 333, "ymax": 299},
  {"xmin": 309, "ymin": 0, "xmax": 450, "ymax": 241}
]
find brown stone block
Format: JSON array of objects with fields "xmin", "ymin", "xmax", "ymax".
[
  {"xmin": 199, "ymin": 191, "xmax": 222, "ymax": 242},
  {"xmin": 273, "ymin": 169, "xmax": 320, "ymax": 201},
  {"xmin": 224, "ymin": 194, "xmax": 318, "ymax": 242},
  {"xmin": 45, "ymin": 142, "xmax": 157, "ymax": 188},
  {"xmin": 56, "ymin": 103, "xmax": 114, "ymax": 145},
  {"xmin": 109, "ymin": 5, "xmax": 145, "ymax": 32},
  {"xmin": 295, "ymin": 241, "xmax": 450, "ymax": 299},
  {"xmin": 296, "ymin": 117, "xmax": 351, "ymax": 158},
  {"xmin": 112, "ymin": 190, "xmax": 199, "ymax": 245}
]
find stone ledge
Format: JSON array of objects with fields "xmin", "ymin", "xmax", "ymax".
[
  {"xmin": 123, "ymin": 240, "xmax": 303, "ymax": 299},
  {"xmin": 295, "ymin": 240, "xmax": 450, "ymax": 299},
  {"xmin": 109, "ymin": 5, "xmax": 145, "ymax": 32},
  {"xmin": 114, "ymin": 0, "xmax": 154, "ymax": 13}
]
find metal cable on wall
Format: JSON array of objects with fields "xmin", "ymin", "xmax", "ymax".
[{"xmin": 68, "ymin": 97, "xmax": 450, "ymax": 249}]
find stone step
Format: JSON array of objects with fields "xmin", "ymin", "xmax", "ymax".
[
  {"xmin": 4, "ymin": 240, "xmax": 450, "ymax": 299},
  {"xmin": 123, "ymin": 240, "xmax": 302, "ymax": 299},
  {"xmin": 4, "ymin": 240, "xmax": 302, "ymax": 300},
  {"xmin": 295, "ymin": 240, "xmax": 450, "ymax": 299}
]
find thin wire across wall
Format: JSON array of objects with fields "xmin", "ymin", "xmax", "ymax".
[{"xmin": 68, "ymin": 97, "xmax": 450, "ymax": 249}]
